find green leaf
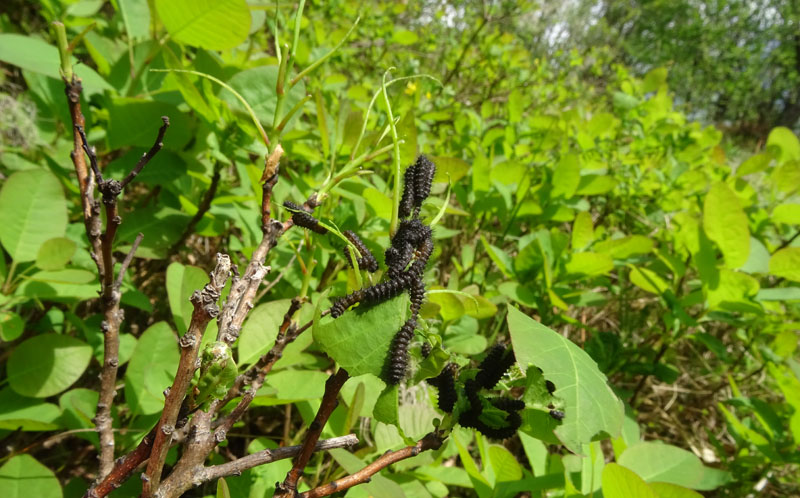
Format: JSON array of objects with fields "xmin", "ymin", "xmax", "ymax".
[
  {"xmin": 488, "ymin": 445, "xmax": 523, "ymax": 482},
  {"xmin": 7, "ymin": 334, "xmax": 92, "ymax": 398},
  {"xmin": 564, "ymin": 252, "xmax": 613, "ymax": 278},
  {"xmin": 769, "ymin": 248, "xmax": 800, "ymax": 282},
  {"xmin": 602, "ymin": 463, "xmax": 658, "ymax": 498},
  {"xmin": 507, "ymin": 307, "xmax": 624, "ymax": 454},
  {"xmin": 166, "ymin": 263, "xmax": 211, "ymax": 334},
  {"xmin": 736, "ymin": 151, "xmax": 773, "ymax": 177},
  {"xmin": 572, "ymin": 211, "xmax": 594, "ymax": 249},
  {"xmin": 771, "ymin": 159, "xmax": 800, "ymax": 193},
  {"xmin": 595, "ymin": 235, "xmax": 654, "ymax": 259},
  {"xmin": 480, "ymin": 235, "xmax": 514, "ymax": 277},
  {"xmin": 59, "ymin": 388, "xmax": 98, "ymax": 434},
  {"xmin": 706, "ymin": 268, "xmax": 760, "ymax": 313},
  {"xmin": 107, "ymin": 98, "xmax": 192, "ymax": 149},
  {"xmin": 16, "ymin": 269, "xmax": 99, "ymax": 301},
  {"xmin": 125, "ymin": 322, "xmax": 179, "ymax": 415},
  {"xmin": 772, "ymin": 203, "xmax": 800, "ymax": 225},
  {"xmin": 237, "ymin": 299, "xmax": 289, "ymax": 366},
  {"xmin": 391, "ymin": 29, "xmax": 419, "ymax": 45},
  {"xmin": 373, "ymin": 384, "xmax": 399, "ymax": 426},
  {"xmin": 0, "ymin": 34, "xmax": 111, "ymax": 94},
  {"xmin": 0, "ymin": 455, "xmax": 63, "ymax": 498},
  {"xmin": 216, "ymin": 477, "xmax": 231, "ymax": 498},
  {"xmin": 155, "ymin": 0, "xmax": 251, "ymax": 50},
  {"xmin": 703, "ymin": 182, "xmax": 750, "ymax": 268},
  {"xmin": 552, "ymin": 153, "xmax": 580, "ymax": 199},
  {"xmin": 431, "ymin": 156, "xmax": 470, "ymax": 183},
  {"xmin": 766, "ymin": 126, "xmax": 800, "ymax": 162},
  {"xmin": 0, "ymin": 311, "xmax": 25, "ymax": 342},
  {"xmin": 617, "ymin": 442, "xmax": 732, "ymax": 490},
  {"xmin": 220, "ymin": 66, "xmax": 306, "ymax": 132},
  {"xmin": 0, "ymin": 169, "xmax": 67, "ymax": 262},
  {"xmin": 35, "ymin": 237, "xmax": 76, "ymax": 271},
  {"xmin": 649, "ymin": 482, "xmax": 704, "ymax": 498},
  {"xmin": 629, "ymin": 265, "xmax": 670, "ymax": 294},
  {"xmin": 313, "ymin": 295, "xmax": 408, "ymax": 378},
  {"xmin": 575, "ymin": 174, "xmax": 617, "ymax": 195},
  {"xmin": 0, "ymin": 387, "xmax": 61, "ymax": 431}
]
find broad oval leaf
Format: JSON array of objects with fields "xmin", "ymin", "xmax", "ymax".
[
  {"xmin": 166, "ymin": 262, "xmax": 211, "ymax": 334},
  {"xmin": 0, "ymin": 455, "xmax": 62, "ymax": 498},
  {"xmin": 238, "ymin": 299, "xmax": 290, "ymax": 366},
  {"xmin": 0, "ymin": 169, "xmax": 67, "ymax": 262},
  {"xmin": 629, "ymin": 265, "xmax": 669, "ymax": 294},
  {"xmin": 313, "ymin": 295, "xmax": 408, "ymax": 378},
  {"xmin": 221, "ymin": 66, "xmax": 306, "ymax": 133},
  {"xmin": 125, "ymin": 322, "xmax": 179, "ymax": 415},
  {"xmin": 0, "ymin": 33, "xmax": 111, "ymax": 94},
  {"xmin": 155, "ymin": 0, "xmax": 251, "ymax": 50},
  {"xmin": 617, "ymin": 442, "xmax": 732, "ymax": 490},
  {"xmin": 552, "ymin": 153, "xmax": 580, "ymax": 199},
  {"xmin": 602, "ymin": 463, "xmax": 657, "ymax": 498},
  {"xmin": 7, "ymin": 334, "xmax": 92, "ymax": 398},
  {"xmin": 766, "ymin": 126, "xmax": 800, "ymax": 162},
  {"xmin": 769, "ymin": 248, "xmax": 800, "ymax": 282},
  {"xmin": 772, "ymin": 203, "xmax": 800, "ymax": 225},
  {"xmin": 703, "ymin": 182, "xmax": 750, "ymax": 268},
  {"xmin": 564, "ymin": 252, "xmax": 614, "ymax": 278},
  {"xmin": 507, "ymin": 306, "xmax": 623, "ymax": 454},
  {"xmin": 0, "ymin": 387, "xmax": 62, "ymax": 431},
  {"xmin": 35, "ymin": 237, "xmax": 76, "ymax": 271}
]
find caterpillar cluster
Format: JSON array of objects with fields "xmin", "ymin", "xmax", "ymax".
[
  {"xmin": 326, "ymin": 156, "xmax": 436, "ymax": 384},
  {"xmin": 284, "ymin": 201, "xmax": 328, "ymax": 235},
  {"xmin": 430, "ymin": 344, "xmax": 524, "ymax": 440}
]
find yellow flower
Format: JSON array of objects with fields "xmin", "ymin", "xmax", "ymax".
[{"xmin": 404, "ymin": 82, "xmax": 418, "ymax": 95}]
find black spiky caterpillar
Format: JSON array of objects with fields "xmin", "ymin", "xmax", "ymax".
[
  {"xmin": 399, "ymin": 155, "xmax": 436, "ymax": 218},
  {"xmin": 475, "ymin": 343, "xmax": 516, "ymax": 389},
  {"xmin": 428, "ymin": 363, "xmax": 458, "ymax": 413},
  {"xmin": 342, "ymin": 230, "xmax": 378, "ymax": 273},
  {"xmin": 284, "ymin": 200, "xmax": 328, "ymax": 234},
  {"xmin": 385, "ymin": 319, "xmax": 417, "ymax": 384}
]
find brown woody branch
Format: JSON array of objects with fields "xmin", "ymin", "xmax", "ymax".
[
  {"xmin": 141, "ymin": 254, "xmax": 232, "ymax": 497},
  {"xmin": 71, "ymin": 84, "xmax": 168, "ymax": 479},
  {"xmin": 275, "ymin": 368, "xmax": 350, "ymax": 497},
  {"xmin": 299, "ymin": 433, "xmax": 445, "ymax": 498},
  {"xmin": 200, "ymin": 434, "xmax": 359, "ymax": 483}
]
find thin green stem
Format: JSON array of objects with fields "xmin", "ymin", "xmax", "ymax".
[
  {"xmin": 52, "ymin": 22, "xmax": 72, "ymax": 81},
  {"xmin": 290, "ymin": 17, "xmax": 360, "ymax": 88},
  {"xmin": 150, "ymin": 69, "xmax": 269, "ymax": 148},
  {"xmin": 276, "ymin": 94, "xmax": 313, "ymax": 133},
  {"xmin": 274, "ymin": 44, "xmax": 291, "ymax": 128},
  {"xmin": 381, "ymin": 69, "xmax": 402, "ymax": 235}
]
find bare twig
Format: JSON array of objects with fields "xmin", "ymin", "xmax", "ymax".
[
  {"xmin": 114, "ymin": 233, "xmax": 143, "ymax": 288},
  {"xmin": 299, "ymin": 432, "xmax": 445, "ymax": 498},
  {"xmin": 275, "ymin": 368, "xmax": 350, "ymax": 497},
  {"xmin": 168, "ymin": 163, "xmax": 222, "ymax": 256},
  {"xmin": 200, "ymin": 434, "xmax": 359, "ymax": 482},
  {"xmin": 120, "ymin": 116, "xmax": 170, "ymax": 188},
  {"xmin": 142, "ymin": 254, "xmax": 232, "ymax": 497}
]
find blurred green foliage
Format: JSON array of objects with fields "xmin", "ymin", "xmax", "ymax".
[{"xmin": 0, "ymin": 1, "xmax": 799, "ymax": 497}]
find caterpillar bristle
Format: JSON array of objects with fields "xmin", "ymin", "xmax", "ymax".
[{"xmin": 475, "ymin": 344, "xmax": 515, "ymax": 389}]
